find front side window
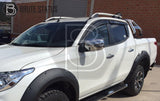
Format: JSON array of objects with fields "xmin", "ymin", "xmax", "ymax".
[
  {"xmin": 11, "ymin": 22, "xmax": 86, "ymax": 47},
  {"xmin": 84, "ymin": 24, "xmax": 109, "ymax": 47},
  {"xmin": 108, "ymin": 24, "xmax": 128, "ymax": 45}
]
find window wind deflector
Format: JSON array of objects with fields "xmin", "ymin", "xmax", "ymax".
[{"xmin": 109, "ymin": 20, "xmax": 125, "ymax": 24}]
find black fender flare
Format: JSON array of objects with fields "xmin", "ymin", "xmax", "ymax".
[
  {"xmin": 21, "ymin": 68, "xmax": 79, "ymax": 101},
  {"xmin": 133, "ymin": 51, "xmax": 150, "ymax": 69},
  {"xmin": 125, "ymin": 51, "xmax": 150, "ymax": 82}
]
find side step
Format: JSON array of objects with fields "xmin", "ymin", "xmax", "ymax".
[
  {"xmin": 81, "ymin": 83, "xmax": 128, "ymax": 101},
  {"xmin": 107, "ymin": 83, "xmax": 128, "ymax": 97}
]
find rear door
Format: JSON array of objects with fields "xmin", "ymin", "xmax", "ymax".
[{"xmin": 106, "ymin": 20, "xmax": 136, "ymax": 83}]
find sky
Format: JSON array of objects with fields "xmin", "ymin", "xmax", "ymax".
[{"xmin": 0, "ymin": 0, "xmax": 12, "ymax": 2}]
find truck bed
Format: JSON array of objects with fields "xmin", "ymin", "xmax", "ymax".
[{"xmin": 134, "ymin": 38, "xmax": 157, "ymax": 65}]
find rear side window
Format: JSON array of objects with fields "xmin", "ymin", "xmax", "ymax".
[{"xmin": 108, "ymin": 24, "xmax": 128, "ymax": 45}]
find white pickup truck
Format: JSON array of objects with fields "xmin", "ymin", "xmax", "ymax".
[{"xmin": 0, "ymin": 13, "xmax": 157, "ymax": 101}]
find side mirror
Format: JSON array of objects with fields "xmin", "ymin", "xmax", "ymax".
[{"xmin": 79, "ymin": 39, "xmax": 105, "ymax": 53}]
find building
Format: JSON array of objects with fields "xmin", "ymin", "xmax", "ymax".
[
  {"xmin": 12, "ymin": 0, "xmax": 88, "ymax": 34},
  {"xmin": 12, "ymin": 0, "xmax": 160, "ymax": 64}
]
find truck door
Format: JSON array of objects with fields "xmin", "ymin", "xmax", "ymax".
[{"xmin": 106, "ymin": 20, "xmax": 136, "ymax": 83}]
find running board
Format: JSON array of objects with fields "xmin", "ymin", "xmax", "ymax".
[
  {"xmin": 107, "ymin": 83, "xmax": 128, "ymax": 97},
  {"xmin": 81, "ymin": 83, "xmax": 128, "ymax": 101}
]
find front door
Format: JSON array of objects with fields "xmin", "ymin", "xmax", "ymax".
[{"xmin": 77, "ymin": 20, "xmax": 120, "ymax": 98}]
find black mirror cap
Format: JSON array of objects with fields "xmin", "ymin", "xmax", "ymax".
[{"xmin": 78, "ymin": 43, "xmax": 86, "ymax": 53}]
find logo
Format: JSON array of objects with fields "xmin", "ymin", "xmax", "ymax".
[{"xmin": 2, "ymin": 2, "xmax": 18, "ymax": 17}]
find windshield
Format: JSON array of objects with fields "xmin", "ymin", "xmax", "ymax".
[{"xmin": 11, "ymin": 22, "xmax": 86, "ymax": 47}]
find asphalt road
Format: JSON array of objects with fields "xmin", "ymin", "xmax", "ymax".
[{"xmin": 99, "ymin": 66, "xmax": 160, "ymax": 101}]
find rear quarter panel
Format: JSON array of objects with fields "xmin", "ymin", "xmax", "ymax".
[{"xmin": 134, "ymin": 38, "xmax": 157, "ymax": 65}]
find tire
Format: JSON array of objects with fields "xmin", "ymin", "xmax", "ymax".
[
  {"xmin": 38, "ymin": 90, "xmax": 69, "ymax": 101},
  {"xmin": 124, "ymin": 65, "xmax": 145, "ymax": 96}
]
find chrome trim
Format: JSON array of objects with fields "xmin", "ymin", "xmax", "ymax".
[{"xmin": 85, "ymin": 39, "xmax": 105, "ymax": 51}]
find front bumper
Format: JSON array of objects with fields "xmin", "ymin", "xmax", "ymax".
[
  {"xmin": 0, "ymin": 66, "xmax": 53, "ymax": 101},
  {"xmin": 0, "ymin": 79, "xmax": 28, "ymax": 101},
  {"xmin": 0, "ymin": 68, "xmax": 39, "ymax": 101}
]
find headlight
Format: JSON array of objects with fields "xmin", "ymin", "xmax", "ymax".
[{"xmin": 0, "ymin": 68, "xmax": 34, "ymax": 92}]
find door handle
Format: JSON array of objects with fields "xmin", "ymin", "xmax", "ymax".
[
  {"xmin": 128, "ymin": 48, "xmax": 134, "ymax": 52},
  {"xmin": 107, "ymin": 54, "xmax": 114, "ymax": 59}
]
